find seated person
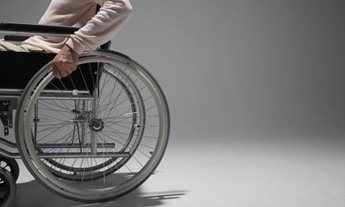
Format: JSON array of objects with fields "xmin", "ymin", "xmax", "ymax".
[{"xmin": 1, "ymin": 0, "xmax": 132, "ymax": 79}]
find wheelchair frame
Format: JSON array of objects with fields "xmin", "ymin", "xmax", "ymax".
[
  {"xmin": 0, "ymin": 22, "xmax": 170, "ymax": 205},
  {"xmin": 0, "ymin": 22, "xmax": 99, "ymax": 159}
]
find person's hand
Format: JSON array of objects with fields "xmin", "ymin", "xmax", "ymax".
[{"xmin": 48, "ymin": 44, "xmax": 79, "ymax": 79}]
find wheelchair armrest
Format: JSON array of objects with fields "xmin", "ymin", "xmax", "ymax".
[
  {"xmin": 4, "ymin": 35, "xmax": 30, "ymax": 42},
  {"xmin": 0, "ymin": 22, "xmax": 79, "ymax": 37}
]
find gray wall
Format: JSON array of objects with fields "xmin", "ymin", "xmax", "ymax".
[{"xmin": 1, "ymin": 0, "xmax": 345, "ymax": 137}]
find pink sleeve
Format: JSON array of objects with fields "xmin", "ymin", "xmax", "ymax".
[{"xmin": 66, "ymin": 0, "xmax": 132, "ymax": 54}]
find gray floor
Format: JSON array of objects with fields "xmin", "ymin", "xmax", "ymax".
[{"xmin": 10, "ymin": 126, "xmax": 345, "ymax": 207}]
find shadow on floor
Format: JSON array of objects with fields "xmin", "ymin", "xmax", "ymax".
[{"xmin": 11, "ymin": 180, "xmax": 185, "ymax": 207}]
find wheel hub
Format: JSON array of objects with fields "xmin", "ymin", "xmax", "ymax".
[{"xmin": 90, "ymin": 119, "xmax": 104, "ymax": 132}]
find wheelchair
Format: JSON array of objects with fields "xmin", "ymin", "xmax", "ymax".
[{"xmin": 0, "ymin": 22, "xmax": 170, "ymax": 205}]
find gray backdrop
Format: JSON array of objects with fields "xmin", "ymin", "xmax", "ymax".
[
  {"xmin": 1, "ymin": 0, "xmax": 345, "ymax": 138},
  {"xmin": 1, "ymin": 1, "xmax": 345, "ymax": 206}
]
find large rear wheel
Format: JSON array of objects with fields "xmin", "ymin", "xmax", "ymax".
[{"xmin": 16, "ymin": 50, "xmax": 170, "ymax": 202}]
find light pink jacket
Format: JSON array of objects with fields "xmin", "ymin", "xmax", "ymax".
[{"xmin": 23, "ymin": 0, "xmax": 132, "ymax": 54}]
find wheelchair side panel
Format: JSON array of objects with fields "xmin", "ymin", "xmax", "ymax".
[{"xmin": 0, "ymin": 51, "xmax": 56, "ymax": 89}]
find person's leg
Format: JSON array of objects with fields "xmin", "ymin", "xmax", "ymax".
[
  {"xmin": 0, "ymin": 40, "xmax": 44, "ymax": 52},
  {"xmin": 0, "ymin": 40, "xmax": 29, "ymax": 52}
]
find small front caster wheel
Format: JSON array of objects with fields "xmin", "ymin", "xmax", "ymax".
[
  {"xmin": 0, "ymin": 156, "xmax": 19, "ymax": 183},
  {"xmin": 0, "ymin": 168, "xmax": 16, "ymax": 207}
]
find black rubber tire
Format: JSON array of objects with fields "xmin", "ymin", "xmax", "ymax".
[
  {"xmin": 0, "ymin": 168, "xmax": 16, "ymax": 207},
  {"xmin": 0, "ymin": 156, "xmax": 19, "ymax": 182}
]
